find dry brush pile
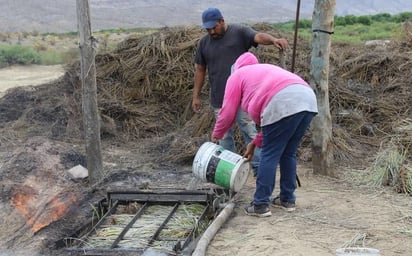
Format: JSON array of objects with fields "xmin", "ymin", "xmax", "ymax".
[{"xmin": 0, "ymin": 24, "xmax": 411, "ymax": 192}]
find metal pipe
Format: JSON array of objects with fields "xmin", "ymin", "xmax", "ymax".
[{"xmin": 291, "ymin": 0, "xmax": 301, "ymax": 73}]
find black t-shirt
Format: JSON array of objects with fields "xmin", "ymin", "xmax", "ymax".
[{"xmin": 195, "ymin": 24, "xmax": 258, "ymax": 108}]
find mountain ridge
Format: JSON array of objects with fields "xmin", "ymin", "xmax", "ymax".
[{"xmin": 1, "ymin": 0, "xmax": 412, "ymax": 33}]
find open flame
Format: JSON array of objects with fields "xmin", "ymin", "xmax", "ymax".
[{"xmin": 11, "ymin": 184, "xmax": 77, "ymax": 233}]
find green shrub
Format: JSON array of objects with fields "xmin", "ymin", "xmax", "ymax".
[
  {"xmin": 298, "ymin": 19, "xmax": 312, "ymax": 29},
  {"xmin": 357, "ymin": 15, "xmax": 372, "ymax": 26},
  {"xmin": 393, "ymin": 12, "xmax": 412, "ymax": 22},
  {"xmin": 371, "ymin": 13, "xmax": 392, "ymax": 22},
  {"xmin": 0, "ymin": 44, "xmax": 41, "ymax": 65},
  {"xmin": 344, "ymin": 15, "xmax": 357, "ymax": 25}
]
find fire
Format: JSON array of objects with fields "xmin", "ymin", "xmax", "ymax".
[
  {"xmin": 11, "ymin": 185, "xmax": 35, "ymax": 219},
  {"xmin": 11, "ymin": 185, "xmax": 77, "ymax": 233}
]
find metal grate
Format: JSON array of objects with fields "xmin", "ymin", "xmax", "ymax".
[{"xmin": 62, "ymin": 189, "xmax": 229, "ymax": 255}]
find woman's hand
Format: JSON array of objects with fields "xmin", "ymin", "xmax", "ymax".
[
  {"xmin": 243, "ymin": 142, "xmax": 256, "ymax": 161},
  {"xmin": 211, "ymin": 136, "xmax": 218, "ymax": 143}
]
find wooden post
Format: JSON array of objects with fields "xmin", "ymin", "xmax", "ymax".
[
  {"xmin": 310, "ymin": 0, "xmax": 336, "ymax": 177},
  {"xmin": 76, "ymin": 0, "xmax": 103, "ymax": 184}
]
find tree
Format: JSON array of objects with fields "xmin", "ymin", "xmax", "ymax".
[
  {"xmin": 76, "ymin": 0, "xmax": 103, "ymax": 184},
  {"xmin": 310, "ymin": 0, "xmax": 336, "ymax": 176}
]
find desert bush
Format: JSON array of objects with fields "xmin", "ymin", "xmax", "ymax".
[
  {"xmin": 0, "ymin": 32, "xmax": 10, "ymax": 42},
  {"xmin": 61, "ymin": 47, "xmax": 80, "ymax": 65},
  {"xmin": 32, "ymin": 41, "xmax": 49, "ymax": 51},
  {"xmin": 31, "ymin": 30, "xmax": 40, "ymax": 37},
  {"xmin": 21, "ymin": 31, "xmax": 30, "ymax": 38},
  {"xmin": 0, "ymin": 44, "xmax": 41, "ymax": 65},
  {"xmin": 45, "ymin": 35, "xmax": 58, "ymax": 46}
]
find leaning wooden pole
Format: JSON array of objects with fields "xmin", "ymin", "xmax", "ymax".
[
  {"xmin": 76, "ymin": 0, "xmax": 103, "ymax": 184},
  {"xmin": 310, "ymin": 0, "xmax": 336, "ymax": 177}
]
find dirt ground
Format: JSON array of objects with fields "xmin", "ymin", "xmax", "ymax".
[
  {"xmin": 207, "ymin": 167, "xmax": 412, "ymax": 256},
  {"xmin": 0, "ymin": 66, "xmax": 411, "ymax": 256},
  {"xmin": 0, "ymin": 65, "xmax": 64, "ymax": 97}
]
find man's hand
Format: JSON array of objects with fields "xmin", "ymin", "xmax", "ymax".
[
  {"xmin": 274, "ymin": 38, "xmax": 288, "ymax": 50},
  {"xmin": 254, "ymin": 33, "xmax": 289, "ymax": 50},
  {"xmin": 243, "ymin": 142, "xmax": 256, "ymax": 161}
]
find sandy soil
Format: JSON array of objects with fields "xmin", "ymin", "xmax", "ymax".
[{"xmin": 0, "ymin": 66, "xmax": 411, "ymax": 256}]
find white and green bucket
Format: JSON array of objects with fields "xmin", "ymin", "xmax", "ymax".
[
  {"xmin": 336, "ymin": 247, "xmax": 380, "ymax": 256},
  {"xmin": 192, "ymin": 142, "xmax": 250, "ymax": 192}
]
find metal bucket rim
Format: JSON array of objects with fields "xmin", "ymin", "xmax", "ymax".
[
  {"xmin": 229, "ymin": 158, "xmax": 250, "ymax": 192},
  {"xmin": 192, "ymin": 142, "xmax": 222, "ymax": 181}
]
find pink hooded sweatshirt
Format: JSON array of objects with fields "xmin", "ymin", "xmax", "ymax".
[{"xmin": 212, "ymin": 52, "xmax": 310, "ymax": 147}]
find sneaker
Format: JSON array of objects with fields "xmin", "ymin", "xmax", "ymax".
[
  {"xmin": 244, "ymin": 202, "xmax": 272, "ymax": 217},
  {"xmin": 272, "ymin": 196, "xmax": 296, "ymax": 212}
]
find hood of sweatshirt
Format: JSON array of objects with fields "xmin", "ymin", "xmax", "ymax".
[{"xmin": 232, "ymin": 52, "xmax": 259, "ymax": 73}]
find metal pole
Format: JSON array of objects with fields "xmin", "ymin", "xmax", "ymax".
[{"xmin": 291, "ymin": 0, "xmax": 301, "ymax": 73}]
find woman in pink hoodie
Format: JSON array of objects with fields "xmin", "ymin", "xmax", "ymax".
[{"xmin": 212, "ymin": 52, "xmax": 318, "ymax": 217}]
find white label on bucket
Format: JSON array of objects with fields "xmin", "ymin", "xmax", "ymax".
[{"xmin": 219, "ymin": 150, "xmax": 242, "ymax": 164}]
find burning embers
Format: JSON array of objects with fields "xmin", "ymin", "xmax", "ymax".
[{"xmin": 11, "ymin": 180, "xmax": 77, "ymax": 233}]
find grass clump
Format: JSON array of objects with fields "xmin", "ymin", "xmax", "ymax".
[
  {"xmin": 369, "ymin": 139, "xmax": 412, "ymax": 194},
  {"xmin": 369, "ymin": 144, "xmax": 406, "ymax": 186},
  {"xmin": 38, "ymin": 49, "xmax": 63, "ymax": 65}
]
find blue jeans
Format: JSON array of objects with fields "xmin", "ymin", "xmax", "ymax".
[
  {"xmin": 253, "ymin": 111, "xmax": 315, "ymax": 206},
  {"xmin": 213, "ymin": 108, "xmax": 260, "ymax": 169}
]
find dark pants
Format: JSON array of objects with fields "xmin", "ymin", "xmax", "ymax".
[{"xmin": 253, "ymin": 111, "xmax": 315, "ymax": 206}]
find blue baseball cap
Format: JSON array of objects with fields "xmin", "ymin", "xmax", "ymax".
[{"xmin": 202, "ymin": 8, "xmax": 223, "ymax": 29}]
